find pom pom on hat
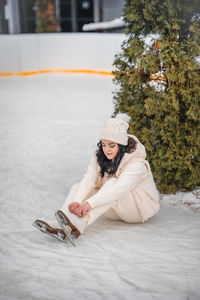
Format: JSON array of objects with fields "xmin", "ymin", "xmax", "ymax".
[{"xmin": 99, "ymin": 118, "xmax": 129, "ymax": 146}]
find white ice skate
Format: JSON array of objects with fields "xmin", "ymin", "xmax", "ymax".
[
  {"xmin": 32, "ymin": 219, "xmax": 68, "ymax": 244},
  {"xmin": 55, "ymin": 210, "xmax": 88, "ymax": 247},
  {"xmin": 54, "ymin": 210, "xmax": 78, "ymax": 247}
]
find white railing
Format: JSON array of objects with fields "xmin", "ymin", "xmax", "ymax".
[{"xmin": 0, "ymin": 33, "xmax": 125, "ymax": 74}]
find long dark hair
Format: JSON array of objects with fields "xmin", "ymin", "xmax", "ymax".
[{"xmin": 96, "ymin": 136, "xmax": 137, "ymax": 177}]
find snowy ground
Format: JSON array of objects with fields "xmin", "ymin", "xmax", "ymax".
[{"xmin": 0, "ymin": 73, "xmax": 199, "ymax": 300}]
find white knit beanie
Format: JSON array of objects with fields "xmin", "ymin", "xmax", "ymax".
[{"xmin": 99, "ymin": 118, "xmax": 129, "ymax": 146}]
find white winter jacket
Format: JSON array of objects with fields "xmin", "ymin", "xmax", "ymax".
[{"xmin": 73, "ymin": 134, "xmax": 160, "ymax": 223}]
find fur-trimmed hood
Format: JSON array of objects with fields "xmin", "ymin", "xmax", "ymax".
[{"xmin": 116, "ymin": 134, "xmax": 146, "ymax": 177}]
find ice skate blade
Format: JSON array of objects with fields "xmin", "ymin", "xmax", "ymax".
[
  {"xmin": 32, "ymin": 222, "xmax": 68, "ymax": 245},
  {"xmin": 55, "ymin": 212, "xmax": 76, "ymax": 247},
  {"xmin": 32, "ymin": 221, "xmax": 47, "ymax": 232}
]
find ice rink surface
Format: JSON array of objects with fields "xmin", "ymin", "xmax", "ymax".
[{"xmin": 0, "ymin": 74, "xmax": 199, "ymax": 300}]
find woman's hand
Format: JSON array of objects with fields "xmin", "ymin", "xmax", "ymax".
[
  {"xmin": 73, "ymin": 202, "xmax": 91, "ymax": 217},
  {"xmin": 68, "ymin": 202, "xmax": 80, "ymax": 214}
]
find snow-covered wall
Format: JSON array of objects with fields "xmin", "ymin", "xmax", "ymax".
[{"xmin": 0, "ymin": 33, "xmax": 125, "ymax": 73}]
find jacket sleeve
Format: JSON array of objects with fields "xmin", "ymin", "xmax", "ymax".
[
  {"xmin": 73, "ymin": 155, "xmax": 98, "ymax": 204},
  {"xmin": 86, "ymin": 161, "xmax": 148, "ymax": 208}
]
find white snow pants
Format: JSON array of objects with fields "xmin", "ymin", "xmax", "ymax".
[
  {"xmin": 64, "ymin": 177, "xmax": 142, "ymax": 226},
  {"xmin": 47, "ymin": 177, "xmax": 142, "ymax": 229}
]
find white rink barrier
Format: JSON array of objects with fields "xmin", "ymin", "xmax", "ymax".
[{"xmin": 0, "ymin": 33, "xmax": 125, "ymax": 75}]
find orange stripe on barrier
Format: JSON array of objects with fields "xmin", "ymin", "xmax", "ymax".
[{"xmin": 0, "ymin": 69, "xmax": 113, "ymax": 77}]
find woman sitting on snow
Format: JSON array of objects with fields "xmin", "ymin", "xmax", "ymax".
[{"xmin": 33, "ymin": 118, "xmax": 160, "ymax": 246}]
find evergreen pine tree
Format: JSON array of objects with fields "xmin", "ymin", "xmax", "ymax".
[{"xmin": 112, "ymin": 0, "xmax": 200, "ymax": 193}]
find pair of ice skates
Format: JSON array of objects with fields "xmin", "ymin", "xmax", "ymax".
[{"xmin": 32, "ymin": 209, "xmax": 87, "ymax": 247}]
